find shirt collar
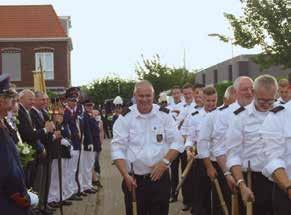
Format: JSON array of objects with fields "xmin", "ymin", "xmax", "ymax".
[{"xmin": 132, "ymin": 104, "xmax": 159, "ymax": 118}]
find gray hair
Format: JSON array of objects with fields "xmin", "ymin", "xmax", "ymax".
[
  {"xmin": 133, "ymin": 80, "xmax": 154, "ymax": 94},
  {"xmin": 224, "ymin": 85, "xmax": 235, "ymax": 99},
  {"xmin": 19, "ymin": 89, "xmax": 35, "ymax": 99},
  {"xmin": 233, "ymin": 76, "xmax": 253, "ymax": 89},
  {"xmin": 254, "ymin": 74, "xmax": 278, "ymax": 92},
  {"xmin": 34, "ymin": 91, "xmax": 44, "ymax": 98}
]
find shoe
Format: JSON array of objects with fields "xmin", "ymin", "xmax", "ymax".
[
  {"xmin": 68, "ymin": 194, "xmax": 83, "ymax": 201},
  {"xmin": 169, "ymin": 196, "xmax": 178, "ymax": 203},
  {"xmin": 48, "ymin": 202, "xmax": 60, "ymax": 208},
  {"xmin": 61, "ymin": 200, "xmax": 73, "ymax": 206},
  {"xmin": 91, "ymin": 187, "xmax": 99, "ymax": 192},
  {"xmin": 77, "ymin": 192, "xmax": 88, "ymax": 197},
  {"xmin": 96, "ymin": 180, "xmax": 103, "ymax": 188},
  {"xmin": 40, "ymin": 208, "xmax": 53, "ymax": 215},
  {"xmin": 84, "ymin": 189, "xmax": 97, "ymax": 194},
  {"xmin": 182, "ymin": 204, "xmax": 191, "ymax": 211},
  {"xmin": 46, "ymin": 205, "xmax": 56, "ymax": 212}
]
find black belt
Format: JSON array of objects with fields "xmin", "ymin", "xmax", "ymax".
[{"xmin": 134, "ymin": 173, "xmax": 151, "ymax": 180}]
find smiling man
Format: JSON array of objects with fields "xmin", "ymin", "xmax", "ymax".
[
  {"xmin": 111, "ymin": 80, "xmax": 184, "ymax": 215},
  {"xmin": 225, "ymin": 74, "xmax": 278, "ymax": 215}
]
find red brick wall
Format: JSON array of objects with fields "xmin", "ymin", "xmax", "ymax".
[{"xmin": 0, "ymin": 41, "xmax": 70, "ymax": 89}]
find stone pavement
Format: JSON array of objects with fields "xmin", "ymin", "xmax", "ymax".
[{"xmin": 55, "ymin": 139, "xmax": 191, "ymax": 215}]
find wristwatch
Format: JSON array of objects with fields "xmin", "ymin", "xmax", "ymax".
[{"xmin": 162, "ymin": 158, "xmax": 171, "ymax": 167}]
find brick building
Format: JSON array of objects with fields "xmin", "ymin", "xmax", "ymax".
[
  {"xmin": 0, "ymin": 5, "xmax": 73, "ymax": 92},
  {"xmin": 195, "ymin": 55, "xmax": 291, "ymax": 85}
]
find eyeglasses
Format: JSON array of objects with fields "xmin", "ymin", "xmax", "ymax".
[{"xmin": 256, "ymin": 98, "xmax": 276, "ymax": 105}]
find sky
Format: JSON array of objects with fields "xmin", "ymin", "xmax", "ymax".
[{"xmin": 0, "ymin": 0, "xmax": 260, "ymax": 86}]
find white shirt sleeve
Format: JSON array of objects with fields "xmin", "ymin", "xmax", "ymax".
[
  {"xmin": 197, "ymin": 114, "xmax": 211, "ymax": 158},
  {"xmin": 111, "ymin": 116, "xmax": 129, "ymax": 161},
  {"xmin": 261, "ymin": 112, "xmax": 287, "ymax": 178},
  {"xmin": 225, "ymin": 115, "xmax": 244, "ymax": 170}
]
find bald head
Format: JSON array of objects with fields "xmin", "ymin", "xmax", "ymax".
[
  {"xmin": 19, "ymin": 89, "xmax": 35, "ymax": 110},
  {"xmin": 134, "ymin": 80, "xmax": 154, "ymax": 94}
]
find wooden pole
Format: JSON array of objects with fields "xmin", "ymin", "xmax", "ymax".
[
  {"xmin": 130, "ymin": 163, "xmax": 137, "ymax": 215},
  {"xmin": 213, "ymin": 178, "xmax": 229, "ymax": 215},
  {"xmin": 231, "ymin": 193, "xmax": 239, "ymax": 215},
  {"xmin": 246, "ymin": 161, "xmax": 253, "ymax": 215}
]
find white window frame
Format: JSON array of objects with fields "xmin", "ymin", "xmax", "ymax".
[
  {"xmin": 1, "ymin": 49, "xmax": 22, "ymax": 81},
  {"xmin": 35, "ymin": 52, "xmax": 54, "ymax": 80}
]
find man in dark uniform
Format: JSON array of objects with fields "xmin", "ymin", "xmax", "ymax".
[
  {"xmin": 0, "ymin": 74, "xmax": 38, "ymax": 214},
  {"xmin": 17, "ymin": 90, "xmax": 55, "ymax": 189},
  {"xmin": 30, "ymin": 91, "xmax": 57, "ymax": 214},
  {"xmin": 63, "ymin": 91, "xmax": 86, "ymax": 197},
  {"xmin": 81, "ymin": 97, "xmax": 98, "ymax": 193}
]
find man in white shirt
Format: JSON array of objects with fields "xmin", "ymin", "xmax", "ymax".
[
  {"xmin": 196, "ymin": 85, "xmax": 237, "ymax": 215},
  {"xmin": 111, "ymin": 80, "xmax": 184, "ymax": 215},
  {"xmin": 260, "ymin": 100, "xmax": 291, "ymax": 215},
  {"xmin": 275, "ymin": 78, "xmax": 290, "ymax": 105},
  {"xmin": 167, "ymin": 86, "xmax": 183, "ymax": 203},
  {"xmin": 225, "ymin": 75, "xmax": 278, "ymax": 215}
]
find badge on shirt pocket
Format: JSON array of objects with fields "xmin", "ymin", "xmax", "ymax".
[{"xmin": 156, "ymin": 133, "xmax": 163, "ymax": 143}]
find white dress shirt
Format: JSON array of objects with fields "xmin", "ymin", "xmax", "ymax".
[
  {"xmin": 111, "ymin": 104, "xmax": 184, "ymax": 175},
  {"xmin": 212, "ymin": 102, "xmax": 240, "ymax": 157},
  {"xmin": 225, "ymin": 102, "xmax": 269, "ymax": 172},
  {"xmin": 183, "ymin": 108, "xmax": 207, "ymax": 154},
  {"xmin": 167, "ymin": 101, "xmax": 183, "ymax": 126},
  {"xmin": 197, "ymin": 108, "xmax": 222, "ymax": 161},
  {"xmin": 178, "ymin": 101, "xmax": 197, "ymax": 136},
  {"xmin": 260, "ymin": 102, "xmax": 291, "ymax": 180}
]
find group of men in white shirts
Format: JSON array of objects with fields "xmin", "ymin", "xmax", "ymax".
[
  {"xmin": 167, "ymin": 75, "xmax": 291, "ymax": 215},
  {"xmin": 111, "ymin": 76, "xmax": 291, "ymax": 215}
]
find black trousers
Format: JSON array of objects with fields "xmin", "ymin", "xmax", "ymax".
[
  {"xmin": 170, "ymin": 153, "xmax": 180, "ymax": 198},
  {"xmin": 33, "ymin": 159, "xmax": 52, "ymax": 209},
  {"xmin": 122, "ymin": 171, "xmax": 171, "ymax": 215},
  {"xmin": 272, "ymin": 184, "xmax": 291, "ymax": 215},
  {"xmin": 191, "ymin": 160, "xmax": 231, "ymax": 215},
  {"xmin": 238, "ymin": 171, "xmax": 274, "ymax": 215},
  {"xmin": 180, "ymin": 151, "xmax": 194, "ymax": 205}
]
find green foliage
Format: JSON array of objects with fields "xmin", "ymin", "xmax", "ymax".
[
  {"xmin": 215, "ymin": 81, "xmax": 233, "ymax": 106},
  {"xmin": 136, "ymin": 54, "xmax": 196, "ymax": 96},
  {"xmin": 221, "ymin": 0, "xmax": 291, "ymax": 69},
  {"xmin": 16, "ymin": 142, "xmax": 36, "ymax": 168},
  {"xmin": 83, "ymin": 76, "xmax": 135, "ymax": 105}
]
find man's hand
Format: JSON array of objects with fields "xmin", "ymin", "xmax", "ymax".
[
  {"xmin": 186, "ymin": 149, "xmax": 195, "ymax": 161},
  {"xmin": 225, "ymin": 175, "xmax": 237, "ymax": 193},
  {"xmin": 124, "ymin": 174, "xmax": 137, "ymax": 192},
  {"xmin": 240, "ymin": 183, "xmax": 255, "ymax": 203},
  {"xmin": 54, "ymin": 130, "xmax": 62, "ymax": 139},
  {"xmin": 150, "ymin": 161, "xmax": 168, "ymax": 181},
  {"xmin": 39, "ymin": 148, "xmax": 47, "ymax": 159},
  {"xmin": 206, "ymin": 166, "xmax": 217, "ymax": 181},
  {"xmin": 45, "ymin": 121, "xmax": 55, "ymax": 133}
]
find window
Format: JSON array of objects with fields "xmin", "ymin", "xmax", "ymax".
[
  {"xmin": 228, "ymin": 65, "xmax": 233, "ymax": 81},
  {"xmin": 202, "ymin": 73, "xmax": 206, "ymax": 85},
  {"xmin": 214, "ymin": 69, "xmax": 218, "ymax": 84},
  {"xmin": 35, "ymin": 52, "xmax": 54, "ymax": 80},
  {"xmin": 1, "ymin": 48, "xmax": 21, "ymax": 81}
]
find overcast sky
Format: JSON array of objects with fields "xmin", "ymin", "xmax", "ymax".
[{"xmin": 0, "ymin": 0, "xmax": 260, "ymax": 86}]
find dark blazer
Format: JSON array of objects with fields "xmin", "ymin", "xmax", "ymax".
[
  {"xmin": 4, "ymin": 118, "xmax": 19, "ymax": 144},
  {"xmin": 0, "ymin": 126, "xmax": 30, "ymax": 215},
  {"xmin": 63, "ymin": 107, "xmax": 81, "ymax": 150},
  {"xmin": 83, "ymin": 112, "xmax": 94, "ymax": 151},
  {"xmin": 17, "ymin": 104, "xmax": 45, "ymax": 154},
  {"xmin": 89, "ymin": 117, "xmax": 101, "ymax": 152}
]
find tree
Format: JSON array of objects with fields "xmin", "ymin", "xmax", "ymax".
[
  {"xmin": 82, "ymin": 76, "xmax": 135, "ymax": 106},
  {"xmin": 219, "ymin": 0, "xmax": 291, "ymax": 69},
  {"xmin": 136, "ymin": 54, "xmax": 196, "ymax": 96}
]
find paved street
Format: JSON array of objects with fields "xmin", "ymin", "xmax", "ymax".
[{"xmin": 56, "ymin": 139, "xmax": 191, "ymax": 215}]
